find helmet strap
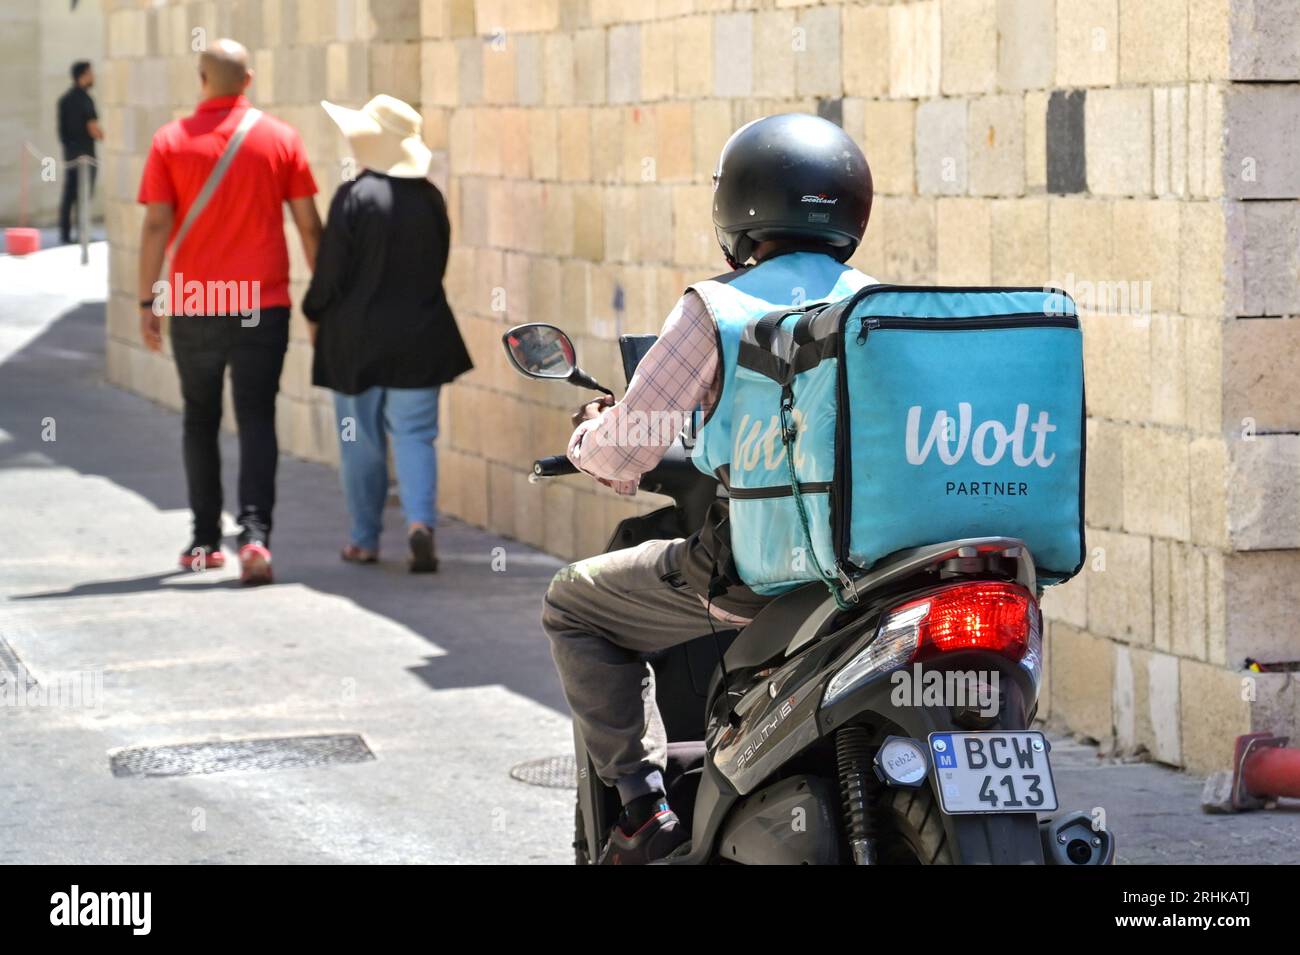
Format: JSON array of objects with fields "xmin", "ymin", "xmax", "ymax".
[{"xmin": 728, "ymin": 234, "xmax": 756, "ymax": 270}]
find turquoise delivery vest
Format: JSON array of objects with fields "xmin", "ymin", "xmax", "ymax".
[
  {"xmin": 694, "ymin": 270, "xmax": 1086, "ymax": 597},
  {"xmin": 689, "ymin": 251, "xmax": 873, "ymax": 591}
]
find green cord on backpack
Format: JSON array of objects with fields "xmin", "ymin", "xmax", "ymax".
[{"xmin": 779, "ymin": 389, "xmax": 856, "ymax": 612}]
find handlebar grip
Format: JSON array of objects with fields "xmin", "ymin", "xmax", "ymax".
[{"xmin": 533, "ymin": 455, "xmax": 579, "ymax": 477}]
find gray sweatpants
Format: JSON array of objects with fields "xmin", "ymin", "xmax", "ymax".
[{"xmin": 541, "ymin": 538, "xmax": 745, "ymax": 804}]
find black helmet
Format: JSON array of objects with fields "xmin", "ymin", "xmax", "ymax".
[{"xmin": 712, "ymin": 113, "xmax": 873, "ymax": 269}]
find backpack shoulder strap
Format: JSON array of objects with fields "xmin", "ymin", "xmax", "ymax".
[{"xmin": 168, "ymin": 107, "xmax": 263, "ymax": 260}]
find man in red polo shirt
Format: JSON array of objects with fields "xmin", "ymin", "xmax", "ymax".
[{"xmin": 137, "ymin": 38, "xmax": 321, "ymax": 585}]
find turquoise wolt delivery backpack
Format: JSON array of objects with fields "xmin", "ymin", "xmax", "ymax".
[{"xmin": 701, "ymin": 285, "xmax": 1086, "ymax": 597}]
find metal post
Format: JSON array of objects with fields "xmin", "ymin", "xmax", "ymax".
[
  {"xmin": 19, "ymin": 142, "xmax": 29, "ymax": 228},
  {"xmin": 77, "ymin": 155, "xmax": 90, "ymax": 265}
]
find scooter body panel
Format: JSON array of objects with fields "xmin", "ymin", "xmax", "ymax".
[{"xmin": 715, "ymin": 774, "xmax": 842, "ymax": 865}]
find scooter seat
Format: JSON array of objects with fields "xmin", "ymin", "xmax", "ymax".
[
  {"xmin": 667, "ymin": 740, "xmax": 706, "ymax": 768},
  {"xmin": 722, "ymin": 582, "xmax": 832, "ymax": 670}
]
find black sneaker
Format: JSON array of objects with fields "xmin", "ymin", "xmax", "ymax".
[
  {"xmin": 237, "ymin": 519, "xmax": 271, "ymax": 550},
  {"xmin": 179, "ymin": 542, "xmax": 225, "ymax": 572},
  {"xmin": 597, "ymin": 809, "xmax": 689, "ymax": 865},
  {"xmin": 408, "ymin": 526, "xmax": 438, "ymax": 573}
]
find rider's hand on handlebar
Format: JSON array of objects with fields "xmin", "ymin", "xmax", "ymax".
[{"xmin": 570, "ymin": 394, "xmax": 614, "ymax": 428}]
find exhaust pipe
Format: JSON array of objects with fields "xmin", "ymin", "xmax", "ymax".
[{"xmin": 1039, "ymin": 810, "xmax": 1115, "ymax": 865}]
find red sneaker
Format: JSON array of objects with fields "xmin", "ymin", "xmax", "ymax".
[
  {"xmin": 597, "ymin": 808, "xmax": 688, "ymax": 865},
  {"xmin": 238, "ymin": 542, "xmax": 273, "ymax": 586},
  {"xmin": 179, "ymin": 544, "xmax": 225, "ymax": 572}
]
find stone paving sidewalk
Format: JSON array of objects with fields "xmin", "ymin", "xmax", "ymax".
[
  {"xmin": 1, "ymin": 243, "xmax": 1296, "ymax": 864},
  {"xmin": 1, "ymin": 243, "xmax": 573, "ymax": 863}
]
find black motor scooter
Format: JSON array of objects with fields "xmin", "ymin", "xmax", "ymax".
[{"xmin": 504, "ymin": 322, "xmax": 1114, "ymax": 865}]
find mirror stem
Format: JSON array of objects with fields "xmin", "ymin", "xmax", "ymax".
[{"xmin": 569, "ymin": 367, "xmax": 614, "ymax": 397}]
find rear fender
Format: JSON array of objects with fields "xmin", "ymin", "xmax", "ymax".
[{"xmin": 820, "ymin": 654, "xmax": 1045, "ymax": 864}]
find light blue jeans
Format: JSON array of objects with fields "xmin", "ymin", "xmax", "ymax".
[{"xmin": 333, "ymin": 386, "xmax": 440, "ymax": 551}]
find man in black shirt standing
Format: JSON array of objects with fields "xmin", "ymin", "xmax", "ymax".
[{"xmin": 56, "ymin": 61, "xmax": 103, "ymax": 244}]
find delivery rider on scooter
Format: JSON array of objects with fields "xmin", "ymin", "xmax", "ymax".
[{"xmin": 542, "ymin": 114, "xmax": 876, "ymax": 864}]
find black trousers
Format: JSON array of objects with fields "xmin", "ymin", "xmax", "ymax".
[
  {"xmin": 59, "ymin": 158, "xmax": 96, "ymax": 243},
  {"xmin": 170, "ymin": 309, "xmax": 290, "ymax": 547}
]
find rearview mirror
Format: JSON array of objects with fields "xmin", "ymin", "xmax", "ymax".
[{"xmin": 503, "ymin": 323, "xmax": 577, "ymax": 380}]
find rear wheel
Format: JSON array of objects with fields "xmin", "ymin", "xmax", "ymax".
[{"xmin": 877, "ymin": 787, "xmax": 953, "ymax": 865}]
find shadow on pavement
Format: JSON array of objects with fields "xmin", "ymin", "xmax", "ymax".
[
  {"xmin": 0, "ymin": 301, "xmax": 569, "ymax": 714},
  {"xmin": 12, "ymin": 570, "xmax": 243, "ymax": 598}
]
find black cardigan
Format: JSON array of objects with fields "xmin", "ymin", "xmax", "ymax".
[{"xmin": 303, "ymin": 171, "xmax": 473, "ymax": 395}]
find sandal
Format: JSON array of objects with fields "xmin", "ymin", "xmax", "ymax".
[{"xmin": 340, "ymin": 544, "xmax": 378, "ymax": 564}]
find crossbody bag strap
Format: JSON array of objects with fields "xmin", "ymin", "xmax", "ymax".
[{"xmin": 168, "ymin": 107, "xmax": 263, "ymax": 261}]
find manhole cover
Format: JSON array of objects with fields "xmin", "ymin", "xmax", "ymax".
[
  {"xmin": 110, "ymin": 733, "xmax": 374, "ymax": 778},
  {"xmin": 509, "ymin": 754, "xmax": 577, "ymax": 789}
]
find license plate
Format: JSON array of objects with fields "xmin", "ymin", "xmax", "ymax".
[{"xmin": 928, "ymin": 731, "xmax": 1058, "ymax": 815}]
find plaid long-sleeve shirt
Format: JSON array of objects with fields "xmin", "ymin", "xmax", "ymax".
[{"xmin": 567, "ymin": 291, "xmax": 719, "ymax": 495}]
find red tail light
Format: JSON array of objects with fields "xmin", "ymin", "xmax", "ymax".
[
  {"xmin": 822, "ymin": 581, "xmax": 1042, "ymax": 708},
  {"xmin": 896, "ymin": 581, "xmax": 1036, "ymax": 662}
]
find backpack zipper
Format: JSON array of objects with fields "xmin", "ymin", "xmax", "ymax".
[
  {"xmin": 854, "ymin": 318, "xmax": 881, "ymax": 345},
  {"xmin": 855, "ymin": 313, "xmax": 1080, "ymax": 345},
  {"xmin": 728, "ymin": 481, "xmax": 832, "ymax": 500}
]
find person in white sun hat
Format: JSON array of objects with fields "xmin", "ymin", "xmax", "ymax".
[
  {"xmin": 304, "ymin": 94, "xmax": 472, "ymax": 574},
  {"xmin": 320, "ymin": 95, "xmax": 435, "ymax": 179}
]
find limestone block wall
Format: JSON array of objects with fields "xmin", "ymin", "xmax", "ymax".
[{"xmin": 100, "ymin": 0, "xmax": 1300, "ymax": 772}]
